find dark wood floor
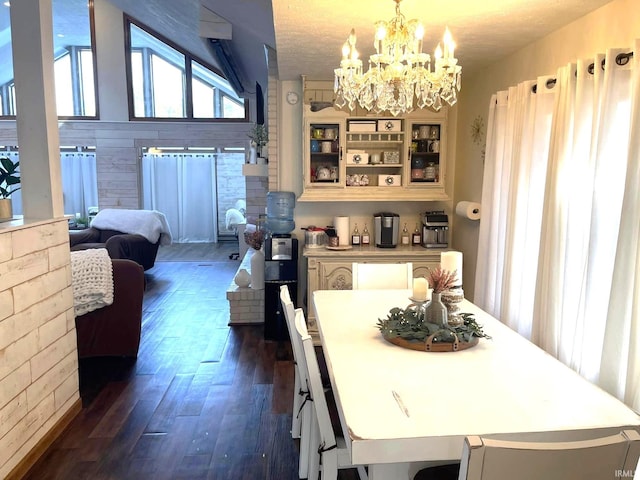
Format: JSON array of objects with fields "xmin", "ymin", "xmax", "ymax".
[{"xmin": 23, "ymin": 244, "xmax": 361, "ymax": 480}]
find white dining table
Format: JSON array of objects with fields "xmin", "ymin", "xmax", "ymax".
[{"xmin": 312, "ymin": 289, "xmax": 640, "ymax": 480}]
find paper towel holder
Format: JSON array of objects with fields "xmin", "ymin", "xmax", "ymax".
[{"xmin": 455, "ymin": 201, "xmax": 482, "ymax": 221}]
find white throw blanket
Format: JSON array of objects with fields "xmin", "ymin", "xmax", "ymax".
[
  {"xmin": 91, "ymin": 209, "xmax": 172, "ymax": 245},
  {"xmin": 71, "ymin": 248, "xmax": 114, "ymax": 317}
]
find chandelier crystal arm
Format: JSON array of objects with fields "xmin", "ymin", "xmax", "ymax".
[{"xmin": 334, "ymin": 0, "xmax": 462, "ymax": 116}]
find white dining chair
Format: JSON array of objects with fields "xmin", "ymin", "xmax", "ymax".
[
  {"xmin": 411, "ymin": 429, "xmax": 640, "ymax": 480},
  {"xmin": 295, "ymin": 308, "xmax": 368, "ymax": 480},
  {"xmin": 351, "ymin": 262, "xmax": 413, "ymax": 290},
  {"xmin": 280, "ymin": 285, "xmax": 311, "ymax": 479}
]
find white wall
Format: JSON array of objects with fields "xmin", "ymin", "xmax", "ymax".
[{"xmin": 453, "ymin": 0, "xmax": 640, "ymax": 299}]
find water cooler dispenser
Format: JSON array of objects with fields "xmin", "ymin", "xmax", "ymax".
[{"xmin": 264, "ymin": 191, "xmax": 298, "ymax": 341}]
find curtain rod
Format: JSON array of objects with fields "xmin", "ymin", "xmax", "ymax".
[{"xmin": 532, "ymin": 51, "xmax": 634, "ymax": 93}]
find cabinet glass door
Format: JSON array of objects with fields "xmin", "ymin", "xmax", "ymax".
[
  {"xmin": 408, "ymin": 122, "xmax": 443, "ymax": 185},
  {"xmin": 307, "ymin": 122, "xmax": 341, "ymax": 186}
]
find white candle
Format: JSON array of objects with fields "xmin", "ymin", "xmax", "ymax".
[
  {"xmin": 441, "ymin": 251, "xmax": 463, "ymax": 286},
  {"xmin": 412, "ymin": 277, "xmax": 428, "ymax": 301}
]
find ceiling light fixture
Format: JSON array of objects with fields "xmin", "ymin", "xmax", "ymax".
[{"xmin": 334, "ymin": 0, "xmax": 461, "ymax": 116}]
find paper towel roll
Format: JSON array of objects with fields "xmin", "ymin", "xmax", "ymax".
[
  {"xmin": 456, "ymin": 201, "xmax": 481, "ymax": 221},
  {"xmin": 333, "ymin": 216, "xmax": 350, "ymax": 246}
]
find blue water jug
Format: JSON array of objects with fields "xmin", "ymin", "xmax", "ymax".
[{"xmin": 266, "ymin": 191, "xmax": 295, "ymax": 234}]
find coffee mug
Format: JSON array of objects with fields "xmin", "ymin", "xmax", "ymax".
[
  {"xmin": 311, "ymin": 140, "xmax": 321, "ymax": 152},
  {"xmin": 322, "ymin": 141, "xmax": 332, "ymax": 153}
]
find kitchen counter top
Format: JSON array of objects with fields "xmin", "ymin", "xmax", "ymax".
[{"xmin": 303, "ymin": 244, "xmax": 446, "ymax": 257}]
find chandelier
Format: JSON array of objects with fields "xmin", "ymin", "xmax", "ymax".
[{"xmin": 334, "ymin": 0, "xmax": 462, "ymax": 116}]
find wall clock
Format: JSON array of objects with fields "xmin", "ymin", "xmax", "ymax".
[{"xmin": 286, "ymin": 91, "xmax": 299, "ymax": 105}]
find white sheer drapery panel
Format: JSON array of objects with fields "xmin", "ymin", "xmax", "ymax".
[
  {"xmin": 142, "ymin": 153, "xmax": 218, "ymax": 243},
  {"xmin": 60, "ymin": 152, "xmax": 98, "ymax": 217},
  {"xmin": 4, "ymin": 151, "xmax": 97, "ymax": 217},
  {"xmin": 477, "ymin": 41, "xmax": 640, "ymax": 410},
  {"xmin": 474, "ymin": 79, "xmax": 554, "ymax": 339},
  {"xmin": 601, "ymin": 39, "xmax": 640, "ymax": 410},
  {"xmin": 534, "ymin": 49, "xmax": 634, "ymax": 384}
]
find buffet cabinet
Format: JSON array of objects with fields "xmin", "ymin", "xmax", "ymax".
[
  {"xmin": 299, "ymin": 106, "xmax": 449, "ymax": 202},
  {"xmin": 303, "ymin": 245, "xmax": 442, "ymax": 337}
]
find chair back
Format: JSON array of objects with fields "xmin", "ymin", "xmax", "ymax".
[
  {"xmin": 280, "ymin": 285, "xmax": 302, "ymax": 361},
  {"xmin": 352, "ymin": 262, "xmax": 413, "ymax": 290},
  {"xmin": 459, "ymin": 430, "xmax": 640, "ymax": 480},
  {"xmin": 295, "ymin": 309, "xmax": 338, "ymax": 455}
]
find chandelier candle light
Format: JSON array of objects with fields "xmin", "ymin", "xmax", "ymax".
[
  {"xmin": 334, "ymin": 0, "xmax": 462, "ymax": 116},
  {"xmin": 440, "ymin": 251, "xmax": 464, "ymax": 325}
]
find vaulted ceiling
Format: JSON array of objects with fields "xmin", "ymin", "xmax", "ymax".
[{"xmin": 107, "ymin": 0, "xmax": 614, "ymax": 95}]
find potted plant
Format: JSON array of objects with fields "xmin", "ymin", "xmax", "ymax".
[
  {"xmin": 247, "ymin": 123, "xmax": 268, "ymax": 162},
  {"xmin": 0, "ymin": 156, "xmax": 20, "ymax": 221}
]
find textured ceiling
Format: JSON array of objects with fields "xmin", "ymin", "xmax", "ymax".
[{"xmin": 272, "ymin": 0, "xmax": 614, "ymax": 80}]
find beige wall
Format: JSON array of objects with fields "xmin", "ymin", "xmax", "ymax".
[
  {"xmin": 0, "ymin": 219, "xmax": 79, "ymax": 478},
  {"xmin": 453, "ymin": 0, "xmax": 640, "ymax": 300}
]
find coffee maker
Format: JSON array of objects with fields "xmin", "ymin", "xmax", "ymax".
[
  {"xmin": 422, "ymin": 211, "xmax": 448, "ymax": 248},
  {"xmin": 374, "ymin": 212, "xmax": 400, "ymax": 248}
]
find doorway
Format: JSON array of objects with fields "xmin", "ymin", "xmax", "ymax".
[{"xmin": 140, "ymin": 147, "xmax": 246, "ymax": 244}]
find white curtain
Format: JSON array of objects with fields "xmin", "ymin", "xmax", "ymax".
[
  {"xmin": 475, "ymin": 78, "xmax": 555, "ymax": 339},
  {"xmin": 60, "ymin": 152, "xmax": 98, "ymax": 217},
  {"xmin": 475, "ymin": 41, "xmax": 640, "ymax": 410},
  {"xmin": 6, "ymin": 151, "xmax": 97, "ymax": 218},
  {"xmin": 142, "ymin": 152, "xmax": 218, "ymax": 243}
]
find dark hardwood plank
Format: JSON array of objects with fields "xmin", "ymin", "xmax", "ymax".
[{"xmin": 21, "ymin": 247, "xmax": 363, "ymax": 480}]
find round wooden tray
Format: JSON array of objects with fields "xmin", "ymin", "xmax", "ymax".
[{"xmin": 383, "ymin": 332, "xmax": 479, "ymax": 352}]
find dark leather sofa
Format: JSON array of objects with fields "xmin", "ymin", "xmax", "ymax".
[
  {"xmin": 69, "ymin": 227, "xmax": 160, "ymax": 271},
  {"xmin": 75, "ymin": 258, "xmax": 145, "ymax": 358}
]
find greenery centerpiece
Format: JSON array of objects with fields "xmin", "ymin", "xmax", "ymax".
[
  {"xmin": 0, "ymin": 157, "xmax": 20, "ymax": 221},
  {"xmin": 376, "ymin": 266, "xmax": 491, "ymax": 352}
]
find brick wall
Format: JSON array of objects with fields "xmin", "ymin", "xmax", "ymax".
[
  {"xmin": 245, "ymin": 176, "xmax": 268, "ymax": 224},
  {"xmin": 0, "ymin": 219, "xmax": 78, "ymax": 478}
]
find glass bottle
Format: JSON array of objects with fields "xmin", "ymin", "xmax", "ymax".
[
  {"xmin": 351, "ymin": 223, "xmax": 361, "ymax": 246},
  {"xmin": 361, "ymin": 223, "xmax": 370, "ymax": 246},
  {"xmin": 412, "ymin": 223, "xmax": 421, "ymax": 245},
  {"xmin": 401, "ymin": 223, "xmax": 410, "ymax": 245},
  {"xmin": 425, "ymin": 162, "xmax": 436, "ymax": 181}
]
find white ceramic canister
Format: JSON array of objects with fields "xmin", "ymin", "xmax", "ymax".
[{"xmin": 321, "ymin": 141, "xmax": 332, "ymax": 153}]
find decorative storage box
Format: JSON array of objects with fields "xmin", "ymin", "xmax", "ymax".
[
  {"xmin": 378, "ymin": 174, "xmax": 401, "ymax": 187},
  {"xmin": 348, "ymin": 121, "xmax": 377, "ymax": 132},
  {"xmin": 346, "ymin": 151, "xmax": 369, "ymax": 165},
  {"xmin": 383, "ymin": 151, "xmax": 400, "ymax": 164},
  {"xmin": 378, "ymin": 119, "xmax": 402, "ymax": 132}
]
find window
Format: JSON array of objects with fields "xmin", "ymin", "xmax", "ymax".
[
  {"xmin": 0, "ymin": 0, "xmax": 98, "ymax": 118},
  {"xmin": 126, "ymin": 19, "xmax": 247, "ymax": 121}
]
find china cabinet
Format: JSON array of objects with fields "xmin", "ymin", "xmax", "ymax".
[
  {"xmin": 299, "ymin": 106, "xmax": 448, "ymax": 202},
  {"xmin": 303, "ymin": 245, "xmax": 442, "ymax": 337}
]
